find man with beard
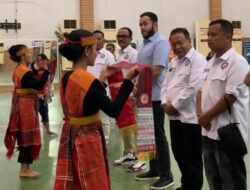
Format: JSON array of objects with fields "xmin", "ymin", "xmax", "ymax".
[
  {"xmin": 135, "ymin": 12, "xmax": 174, "ymax": 190},
  {"xmin": 197, "ymin": 19, "xmax": 249, "ymax": 190},
  {"xmin": 87, "ymin": 30, "xmax": 115, "ymax": 144}
]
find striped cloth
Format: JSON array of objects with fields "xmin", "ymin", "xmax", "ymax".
[{"xmin": 108, "ymin": 62, "xmax": 156, "ymax": 161}]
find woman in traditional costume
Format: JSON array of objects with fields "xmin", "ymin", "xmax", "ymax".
[
  {"xmin": 31, "ymin": 54, "xmax": 56, "ymax": 136},
  {"xmin": 54, "ymin": 29, "xmax": 138, "ymax": 190},
  {"xmin": 4, "ymin": 44, "xmax": 50, "ymax": 177}
]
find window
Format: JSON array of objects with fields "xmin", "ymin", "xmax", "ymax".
[{"xmin": 104, "ymin": 20, "xmax": 116, "ymax": 29}]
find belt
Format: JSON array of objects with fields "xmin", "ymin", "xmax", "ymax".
[
  {"xmin": 15, "ymin": 88, "xmax": 36, "ymax": 94},
  {"xmin": 69, "ymin": 112, "xmax": 100, "ymax": 125}
]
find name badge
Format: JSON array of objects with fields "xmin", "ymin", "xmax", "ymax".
[
  {"xmin": 124, "ymin": 54, "xmax": 129, "ymax": 60},
  {"xmin": 221, "ymin": 62, "xmax": 228, "ymax": 70},
  {"xmin": 185, "ymin": 60, "xmax": 191, "ymax": 66}
]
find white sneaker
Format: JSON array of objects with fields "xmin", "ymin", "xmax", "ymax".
[
  {"xmin": 126, "ymin": 161, "xmax": 146, "ymax": 172},
  {"xmin": 113, "ymin": 153, "xmax": 137, "ymax": 166}
]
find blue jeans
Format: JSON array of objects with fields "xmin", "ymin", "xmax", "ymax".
[{"xmin": 203, "ymin": 136, "xmax": 246, "ymax": 190}]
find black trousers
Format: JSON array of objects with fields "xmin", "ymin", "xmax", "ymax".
[
  {"xmin": 203, "ymin": 136, "xmax": 246, "ymax": 190},
  {"xmin": 18, "ymin": 146, "xmax": 33, "ymax": 164},
  {"xmin": 149, "ymin": 101, "xmax": 173, "ymax": 181},
  {"xmin": 170, "ymin": 120, "xmax": 203, "ymax": 190},
  {"xmin": 39, "ymin": 98, "xmax": 49, "ymax": 123}
]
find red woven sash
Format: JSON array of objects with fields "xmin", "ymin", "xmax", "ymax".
[{"xmin": 108, "ymin": 62, "xmax": 156, "ymax": 161}]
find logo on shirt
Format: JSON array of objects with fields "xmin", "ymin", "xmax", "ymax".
[
  {"xmin": 185, "ymin": 60, "xmax": 191, "ymax": 66},
  {"xmin": 221, "ymin": 62, "xmax": 228, "ymax": 70},
  {"xmin": 124, "ymin": 54, "xmax": 129, "ymax": 60},
  {"xmin": 101, "ymin": 54, "xmax": 105, "ymax": 58},
  {"xmin": 140, "ymin": 94, "xmax": 149, "ymax": 105}
]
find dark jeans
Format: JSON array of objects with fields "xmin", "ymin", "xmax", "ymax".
[
  {"xmin": 149, "ymin": 101, "xmax": 173, "ymax": 180},
  {"xmin": 203, "ymin": 136, "xmax": 246, "ymax": 190},
  {"xmin": 18, "ymin": 146, "xmax": 33, "ymax": 164},
  {"xmin": 170, "ymin": 120, "xmax": 203, "ymax": 190},
  {"xmin": 39, "ymin": 98, "xmax": 49, "ymax": 122}
]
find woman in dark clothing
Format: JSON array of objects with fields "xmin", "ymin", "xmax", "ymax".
[
  {"xmin": 4, "ymin": 44, "xmax": 49, "ymax": 177},
  {"xmin": 31, "ymin": 53, "xmax": 56, "ymax": 135},
  {"xmin": 54, "ymin": 29, "xmax": 138, "ymax": 190}
]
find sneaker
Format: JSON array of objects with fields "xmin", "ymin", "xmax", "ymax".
[
  {"xmin": 135, "ymin": 171, "xmax": 160, "ymax": 181},
  {"xmin": 126, "ymin": 161, "xmax": 146, "ymax": 172},
  {"xmin": 113, "ymin": 153, "xmax": 136, "ymax": 166},
  {"xmin": 151, "ymin": 178, "xmax": 174, "ymax": 190}
]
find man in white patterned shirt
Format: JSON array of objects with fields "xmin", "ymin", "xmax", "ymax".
[
  {"xmin": 113, "ymin": 27, "xmax": 145, "ymax": 172},
  {"xmin": 161, "ymin": 28, "xmax": 206, "ymax": 190}
]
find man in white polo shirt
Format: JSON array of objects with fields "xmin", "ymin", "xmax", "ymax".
[
  {"xmin": 113, "ymin": 27, "xmax": 146, "ymax": 172},
  {"xmin": 161, "ymin": 28, "xmax": 206, "ymax": 190},
  {"xmin": 197, "ymin": 19, "xmax": 249, "ymax": 190},
  {"xmin": 116, "ymin": 27, "xmax": 137, "ymax": 64},
  {"xmin": 87, "ymin": 30, "xmax": 115, "ymax": 143}
]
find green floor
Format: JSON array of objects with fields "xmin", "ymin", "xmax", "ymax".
[{"xmin": 0, "ymin": 91, "xmax": 249, "ymax": 190}]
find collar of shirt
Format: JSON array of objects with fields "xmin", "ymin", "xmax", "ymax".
[
  {"xmin": 184, "ymin": 47, "xmax": 195, "ymax": 60},
  {"xmin": 214, "ymin": 47, "xmax": 234, "ymax": 64},
  {"xmin": 118, "ymin": 45, "xmax": 131, "ymax": 54},
  {"xmin": 176, "ymin": 47, "xmax": 195, "ymax": 63},
  {"xmin": 143, "ymin": 32, "xmax": 160, "ymax": 44},
  {"xmin": 98, "ymin": 47, "xmax": 106, "ymax": 54}
]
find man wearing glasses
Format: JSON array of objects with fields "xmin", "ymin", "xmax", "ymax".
[
  {"xmin": 113, "ymin": 27, "xmax": 146, "ymax": 172},
  {"xmin": 116, "ymin": 27, "xmax": 137, "ymax": 63}
]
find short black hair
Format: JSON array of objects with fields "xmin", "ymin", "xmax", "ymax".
[
  {"xmin": 170, "ymin": 28, "xmax": 190, "ymax": 40},
  {"xmin": 140, "ymin": 12, "xmax": 158, "ymax": 22},
  {"xmin": 209, "ymin": 19, "xmax": 233, "ymax": 39},
  {"xmin": 37, "ymin": 53, "xmax": 48, "ymax": 61},
  {"xmin": 106, "ymin": 43, "xmax": 115, "ymax": 49},
  {"xmin": 120, "ymin": 27, "xmax": 133, "ymax": 37},
  {"xmin": 93, "ymin": 30, "xmax": 104, "ymax": 38},
  {"xmin": 131, "ymin": 42, "xmax": 137, "ymax": 49}
]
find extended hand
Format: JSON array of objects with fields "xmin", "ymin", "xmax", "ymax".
[
  {"xmin": 99, "ymin": 65, "xmax": 118, "ymax": 82},
  {"xmin": 125, "ymin": 66, "xmax": 139, "ymax": 81},
  {"xmin": 34, "ymin": 62, "xmax": 39, "ymax": 70},
  {"xmin": 132, "ymin": 81, "xmax": 138, "ymax": 97}
]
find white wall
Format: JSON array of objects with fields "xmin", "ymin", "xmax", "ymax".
[
  {"xmin": 0, "ymin": 0, "xmax": 80, "ymax": 44},
  {"xmin": 94, "ymin": 0, "xmax": 209, "ymax": 40},
  {"xmin": 222, "ymin": 0, "xmax": 250, "ymax": 37},
  {"xmin": 0, "ymin": 0, "xmax": 249, "ymax": 42}
]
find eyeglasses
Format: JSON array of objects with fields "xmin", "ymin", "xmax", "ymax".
[{"xmin": 116, "ymin": 35, "xmax": 130, "ymax": 38}]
